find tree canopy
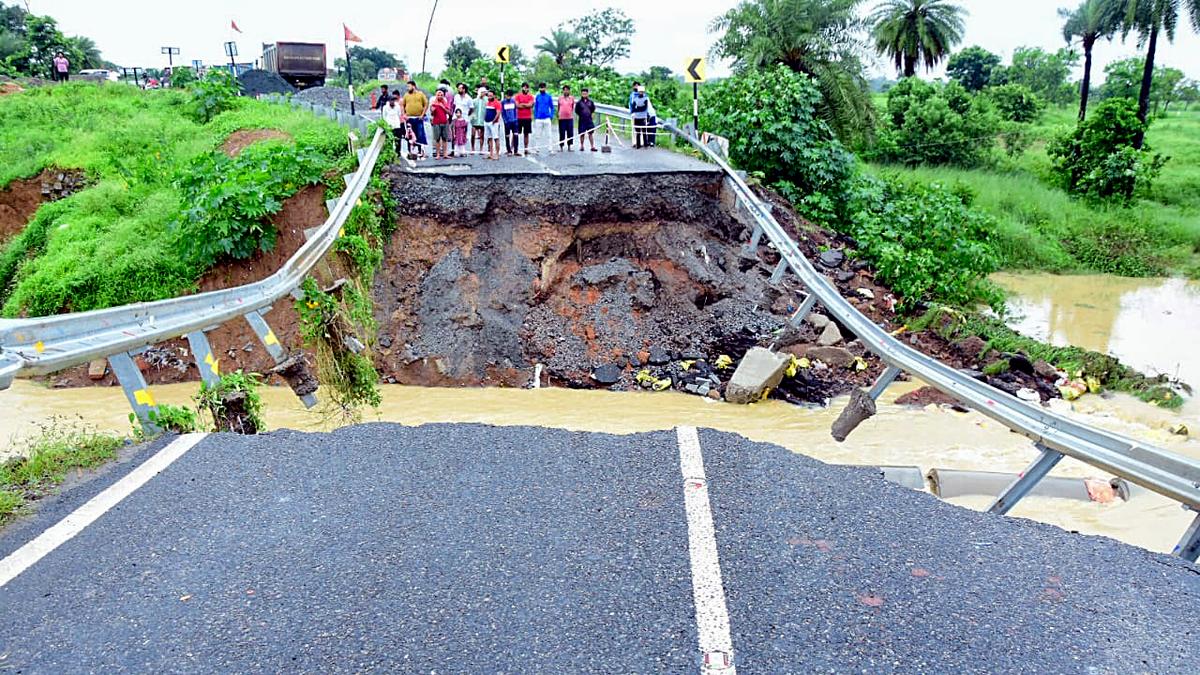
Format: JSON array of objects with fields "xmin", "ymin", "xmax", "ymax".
[
  {"xmin": 569, "ymin": 8, "xmax": 633, "ymax": 67},
  {"xmin": 0, "ymin": 3, "xmax": 105, "ymax": 79},
  {"xmin": 535, "ymin": 29, "xmax": 583, "ymax": 67},
  {"xmin": 444, "ymin": 37, "xmax": 483, "ymax": 72},
  {"xmin": 945, "ymin": 45, "xmax": 1001, "ymax": 91}
]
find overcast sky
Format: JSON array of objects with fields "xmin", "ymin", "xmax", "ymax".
[{"xmin": 40, "ymin": 0, "xmax": 1200, "ymax": 82}]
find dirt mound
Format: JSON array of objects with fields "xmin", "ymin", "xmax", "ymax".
[
  {"xmin": 222, "ymin": 129, "xmax": 293, "ymax": 157},
  {"xmin": 0, "ymin": 81, "xmax": 23, "ymax": 96},
  {"xmin": 238, "ymin": 70, "xmax": 296, "ymax": 97},
  {"xmin": 50, "ymin": 185, "xmax": 331, "ymax": 389},
  {"xmin": 1, "ymin": 168, "xmax": 86, "ymax": 245}
]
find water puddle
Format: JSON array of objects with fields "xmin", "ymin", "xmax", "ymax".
[
  {"xmin": 3, "ymin": 377, "xmax": 1197, "ymax": 555},
  {"xmin": 994, "ymin": 272, "xmax": 1200, "ymax": 386}
]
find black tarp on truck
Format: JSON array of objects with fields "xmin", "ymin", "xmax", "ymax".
[{"xmin": 262, "ymin": 42, "xmax": 326, "ymax": 89}]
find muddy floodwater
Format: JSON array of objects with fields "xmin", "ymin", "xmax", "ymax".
[
  {"xmin": 4, "ymin": 374, "xmax": 1199, "ymax": 555},
  {"xmin": 994, "ymin": 273, "xmax": 1200, "ymax": 386}
]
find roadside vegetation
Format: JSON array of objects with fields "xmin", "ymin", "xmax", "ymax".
[{"xmin": 0, "ymin": 418, "xmax": 123, "ymax": 522}]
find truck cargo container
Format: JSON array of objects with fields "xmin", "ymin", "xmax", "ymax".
[{"xmin": 262, "ymin": 42, "xmax": 326, "ymax": 89}]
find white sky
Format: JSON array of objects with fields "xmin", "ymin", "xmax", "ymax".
[{"xmin": 38, "ymin": 0, "xmax": 1200, "ymax": 81}]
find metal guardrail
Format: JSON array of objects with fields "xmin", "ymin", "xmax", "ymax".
[
  {"xmin": 593, "ymin": 103, "xmax": 1200, "ymax": 562},
  {"xmin": 0, "ymin": 104, "xmax": 387, "ymax": 430}
]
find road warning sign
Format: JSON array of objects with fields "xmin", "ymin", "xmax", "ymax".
[
  {"xmin": 496, "ymin": 45, "xmax": 511, "ymax": 64},
  {"xmin": 685, "ymin": 57, "xmax": 706, "ymax": 83}
]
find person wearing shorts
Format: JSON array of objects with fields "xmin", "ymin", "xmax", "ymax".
[
  {"xmin": 501, "ymin": 90, "xmax": 520, "ymax": 155},
  {"xmin": 429, "ymin": 89, "xmax": 453, "ymax": 160},
  {"xmin": 575, "ymin": 88, "xmax": 597, "ymax": 151},
  {"xmin": 483, "ymin": 91, "xmax": 504, "ymax": 160},
  {"xmin": 514, "ymin": 83, "xmax": 535, "ymax": 155}
]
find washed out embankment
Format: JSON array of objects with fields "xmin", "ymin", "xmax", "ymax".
[{"xmin": 0, "ymin": 168, "xmax": 86, "ymax": 245}]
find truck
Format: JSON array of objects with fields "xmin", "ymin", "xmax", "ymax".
[{"xmin": 261, "ymin": 42, "xmax": 326, "ymax": 89}]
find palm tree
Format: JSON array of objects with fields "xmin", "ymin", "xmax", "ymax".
[
  {"xmin": 868, "ymin": 0, "xmax": 966, "ymax": 78},
  {"xmin": 709, "ymin": 0, "xmax": 877, "ymax": 141},
  {"xmin": 69, "ymin": 35, "xmax": 103, "ymax": 69},
  {"xmin": 535, "ymin": 29, "xmax": 582, "ymax": 67},
  {"xmin": 1120, "ymin": 0, "xmax": 1200, "ymax": 147},
  {"xmin": 1060, "ymin": 0, "xmax": 1123, "ymax": 120}
]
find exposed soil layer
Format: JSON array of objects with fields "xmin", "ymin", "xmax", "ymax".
[
  {"xmin": 221, "ymin": 129, "xmax": 293, "ymax": 157},
  {"xmin": 1, "ymin": 168, "xmax": 86, "ymax": 245},
  {"xmin": 49, "ymin": 185, "xmax": 330, "ymax": 389}
]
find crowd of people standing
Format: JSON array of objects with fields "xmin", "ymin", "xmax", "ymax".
[{"xmin": 377, "ymin": 77, "xmax": 659, "ymax": 161}]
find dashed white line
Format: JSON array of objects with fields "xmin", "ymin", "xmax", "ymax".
[
  {"xmin": 676, "ymin": 426, "xmax": 737, "ymax": 672},
  {"xmin": 0, "ymin": 433, "xmax": 208, "ymax": 589}
]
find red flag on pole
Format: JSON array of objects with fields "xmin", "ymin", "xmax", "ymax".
[
  {"xmin": 344, "ymin": 24, "xmax": 363, "ymax": 43},
  {"xmin": 231, "ymin": 20, "xmax": 242, "ymax": 33}
]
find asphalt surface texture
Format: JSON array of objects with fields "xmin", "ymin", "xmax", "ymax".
[{"xmin": 1, "ymin": 424, "xmax": 1197, "ymax": 673}]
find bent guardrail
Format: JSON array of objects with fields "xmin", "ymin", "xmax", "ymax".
[
  {"xmin": 0, "ymin": 106, "xmax": 386, "ymax": 430},
  {"xmin": 592, "ymin": 103, "xmax": 1200, "ymax": 562}
]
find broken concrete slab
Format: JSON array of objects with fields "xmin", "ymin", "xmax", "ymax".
[
  {"xmin": 87, "ymin": 359, "xmax": 107, "ymax": 380},
  {"xmin": 725, "ymin": 347, "xmax": 791, "ymax": 404}
]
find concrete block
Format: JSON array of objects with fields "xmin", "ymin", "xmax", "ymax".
[
  {"xmin": 725, "ymin": 347, "xmax": 790, "ymax": 405},
  {"xmin": 87, "ymin": 359, "xmax": 107, "ymax": 380}
]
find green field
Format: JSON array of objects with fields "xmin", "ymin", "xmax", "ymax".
[
  {"xmin": 869, "ymin": 102, "xmax": 1200, "ymax": 278},
  {"xmin": 0, "ymin": 82, "xmax": 347, "ymax": 316}
]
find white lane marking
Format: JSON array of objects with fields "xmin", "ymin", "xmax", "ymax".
[
  {"xmin": 523, "ymin": 152, "xmax": 562, "ymax": 176},
  {"xmin": 676, "ymin": 426, "xmax": 737, "ymax": 673},
  {"xmin": 0, "ymin": 433, "xmax": 208, "ymax": 589}
]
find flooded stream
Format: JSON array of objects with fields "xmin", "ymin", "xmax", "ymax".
[{"xmin": 3, "ymin": 273, "xmax": 1198, "ymax": 556}]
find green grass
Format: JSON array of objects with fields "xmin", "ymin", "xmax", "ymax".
[
  {"xmin": 868, "ymin": 106, "xmax": 1200, "ymax": 278},
  {"xmin": 0, "ymin": 418, "xmax": 123, "ymax": 522},
  {"xmin": 0, "ymin": 82, "xmax": 347, "ymax": 316}
]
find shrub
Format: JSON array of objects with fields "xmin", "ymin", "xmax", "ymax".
[
  {"xmin": 1046, "ymin": 98, "xmax": 1166, "ymax": 203},
  {"xmin": 987, "ymin": 83, "xmax": 1043, "ymax": 123},
  {"xmin": 700, "ymin": 64, "xmax": 856, "ymax": 225},
  {"xmin": 873, "ymin": 78, "xmax": 1000, "ymax": 168},
  {"xmin": 187, "ymin": 69, "xmax": 241, "ymax": 123},
  {"xmin": 844, "ymin": 175, "xmax": 1003, "ymax": 310},
  {"xmin": 196, "ymin": 370, "xmax": 265, "ymax": 434}
]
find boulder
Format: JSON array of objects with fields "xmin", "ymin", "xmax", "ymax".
[
  {"xmin": 952, "ymin": 336, "xmax": 988, "ymax": 359},
  {"xmin": 725, "ymin": 347, "xmax": 790, "ymax": 404},
  {"xmin": 855, "ymin": 287, "xmax": 875, "ymax": 300},
  {"xmin": 1008, "ymin": 353, "xmax": 1035, "ymax": 376},
  {"xmin": 818, "ymin": 249, "xmax": 845, "ymax": 269},
  {"xmin": 806, "ymin": 313, "xmax": 831, "ymax": 330},
  {"xmin": 806, "ymin": 346, "xmax": 854, "ymax": 367},
  {"xmin": 647, "ymin": 347, "xmax": 671, "ymax": 366},
  {"xmin": 817, "ymin": 321, "xmax": 843, "ymax": 346},
  {"xmin": 592, "ymin": 364, "xmax": 623, "ymax": 385},
  {"xmin": 1034, "ymin": 359, "xmax": 1059, "ymax": 381}
]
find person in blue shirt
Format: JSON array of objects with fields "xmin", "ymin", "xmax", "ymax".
[
  {"xmin": 501, "ymin": 89, "xmax": 520, "ymax": 155},
  {"xmin": 629, "ymin": 81, "xmax": 651, "ymax": 149},
  {"xmin": 533, "ymin": 82, "xmax": 556, "ymax": 154}
]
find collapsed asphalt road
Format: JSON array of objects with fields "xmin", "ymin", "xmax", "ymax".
[{"xmin": 0, "ymin": 425, "xmax": 1196, "ymax": 673}]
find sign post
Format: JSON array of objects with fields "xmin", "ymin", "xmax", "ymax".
[
  {"xmin": 224, "ymin": 41, "xmax": 238, "ymax": 78},
  {"xmin": 160, "ymin": 46, "xmax": 180, "ymax": 68},
  {"xmin": 684, "ymin": 57, "xmax": 706, "ymax": 135},
  {"xmin": 495, "ymin": 45, "xmax": 510, "ymax": 91}
]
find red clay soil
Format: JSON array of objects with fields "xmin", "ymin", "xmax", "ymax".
[
  {"xmin": 221, "ymin": 129, "xmax": 293, "ymax": 157},
  {"xmin": 48, "ymin": 184, "xmax": 329, "ymax": 389}
]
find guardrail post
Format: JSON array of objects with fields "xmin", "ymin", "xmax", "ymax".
[
  {"xmin": 243, "ymin": 310, "xmax": 318, "ymax": 409},
  {"xmin": 108, "ymin": 351, "xmax": 160, "ymax": 434},
  {"xmin": 1173, "ymin": 510, "xmax": 1200, "ymax": 562},
  {"xmin": 988, "ymin": 444, "xmax": 1065, "ymax": 515},
  {"xmin": 788, "ymin": 293, "xmax": 819, "ymax": 328},
  {"xmin": 769, "ymin": 259, "xmax": 789, "ymax": 285},
  {"xmin": 867, "ymin": 365, "xmax": 902, "ymax": 400},
  {"xmin": 744, "ymin": 225, "xmax": 763, "ymax": 255},
  {"xmin": 185, "ymin": 331, "xmax": 221, "ymax": 388}
]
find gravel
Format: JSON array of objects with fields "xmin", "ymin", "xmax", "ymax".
[
  {"xmin": 294, "ymin": 84, "xmax": 371, "ymax": 111},
  {"xmin": 237, "ymin": 69, "xmax": 295, "ymax": 97}
]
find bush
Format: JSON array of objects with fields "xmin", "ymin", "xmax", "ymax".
[
  {"xmin": 873, "ymin": 78, "xmax": 1000, "ymax": 168},
  {"xmin": 196, "ymin": 370, "xmax": 265, "ymax": 434},
  {"xmin": 700, "ymin": 65, "xmax": 856, "ymax": 225},
  {"xmin": 987, "ymin": 83, "xmax": 1043, "ymax": 123},
  {"xmin": 187, "ymin": 69, "xmax": 241, "ymax": 123},
  {"xmin": 1047, "ymin": 98, "xmax": 1166, "ymax": 203},
  {"xmin": 844, "ymin": 175, "xmax": 1003, "ymax": 310}
]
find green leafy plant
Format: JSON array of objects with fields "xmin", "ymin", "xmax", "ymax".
[
  {"xmin": 130, "ymin": 403, "xmax": 199, "ymax": 439},
  {"xmin": 0, "ymin": 417, "xmax": 123, "ymax": 521},
  {"xmin": 187, "ymin": 69, "xmax": 241, "ymax": 123},
  {"xmin": 295, "ymin": 277, "xmax": 381, "ymax": 418},
  {"xmin": 196, "ymin": 370, "xmax": 265, "ymax": 434},
  {"xmin": 1047, "ymin": 98, "xmax": 1167, "ymax": 203},
  {"xmin": 987, "ymin": 83, "xmax": 1043, "ymax": 123},
  {"xmin": 872, "ymin": 77, "xmax": 1001, "ymax": 168}
]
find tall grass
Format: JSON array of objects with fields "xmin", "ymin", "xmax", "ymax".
[
  {"xmin": 0, "ymin": 83, "xmax": 346, "ymax": 316},
  {"xmin": 0, "ymin": 417, "xmax": 123, "ymax": 522}
]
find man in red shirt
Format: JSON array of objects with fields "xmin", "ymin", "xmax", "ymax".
[
  {"xmin": 429, "ymin": 89, "xmax": 453, "ymax": 160},
  {"xmin": 513, "ymin": 82, "xmax": 535, "ymax": 156}
]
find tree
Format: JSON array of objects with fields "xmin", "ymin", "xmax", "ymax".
[
  {"xmin": 987, "ymin": 83, "xmax": 1044, "ymax": 122},
  {"xmin": 5, "ymin": 14, "xmax": 77, "ymax": 78},
  {"xmin": 570, "ymin": 7, "xmax": 633, "ymax": 67},
  {"xmin": 1100, "ymin": 56, "xmax": 1143, "ymax": 99},
  {"xmin": 1047, "ymin": 97, "xmax": 1165, "ymax": 202},
  {"xmin": 1153, "ymin": 65, "xmax": 1185, "ymax": 112},
  {"xmin": 68, "ymin": 35, "xmax": 102, "ymax": 69},
  {"xmin": 709, "ymin": 0, "xmax": 877, "ymax": 142},
  {"xmin": 946, "ymin": 45, "xmax": 1001, "ymax": 91},
  {"xmin": 535, "ymin": 29, "xmax": 582, "ymax": 67},
  {"xmin": 1004, "ymin": 47, "xmax": 1079, "ymax": 105},
  {"xmin": 1178, "ymin": 78, "xmax": 1200, "ymax": 109},
  {"xmin": 1120, "ymin": 0, "xmax": 1200, "ymax": 147},
  {"xmin": 1060, "ymin": 0, "xmax": 1123, "ymax": 120},
  {"xmin": 874, "ymin": 77, "xmax": 1000, "ymax": 167},
  {"xmin": 868, "ymin": 0, "xmax": 966, "ymax": 78},
  {"xmin": 444, "ymin": 36, "xmax": 482, "ymax": 72}
]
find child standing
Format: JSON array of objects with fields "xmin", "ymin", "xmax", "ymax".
[{"xmin": 452, "ymin": 109, "xmax": 469, "ymax": 157}]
